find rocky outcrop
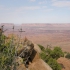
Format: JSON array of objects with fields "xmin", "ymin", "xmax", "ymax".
[{"xmin": 15, "ymin": 38, "xmax": 52, "ymax": 70}]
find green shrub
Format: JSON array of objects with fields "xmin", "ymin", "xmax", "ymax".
[
  {"xmin": 46, "ymin": 48, "xmax": 52, "ymax": 55},
  {"xmin": 38, "ymin": 44, "xmax": 45, "ymax": 51},
  {"xmin": 40, "ymin": 52, "xmax": 50, "ymax": 62},
  {"xmin": 47, "ymin": 58, "xmax": 62, "ymax": 70},
  {"xmin": 39, "ymin": 45, "xmax": 64, "ymax": 70},
  {"xmin": 50, "ymin": 47, "xmax": 64, "ymax": 59},
  {"xmin": 40, "ymin": 52, "xmax": 47, "ymax": 61},
  {"xmin": 0, "ymin": 32, "xmax": 15, "ymax": 70},
  {"xmin": 65, "ymin": 53, "xmax": 70, "ymax": 59},
  {"xmin": 40, "ymin": 52, "xmax": 62, "ymax": 70}
]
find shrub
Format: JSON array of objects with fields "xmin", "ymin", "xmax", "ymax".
[
  {"xmin": 47, "ymin": 58, "xmax": 62, "ymax": 70},
  {"xmin": 40, "ymin": 52, "xmax": 50, "ymax": 62},
  {"xmin": 65, "ymin": 53, "xmax": 70, "ymax": 59},
  {"xmin": 40, "ymin": 52, "xmax": 62, "ymax": 70},
  {"xmin": 50, "ymin": 47, "xmax": 64, "ymax": 59},
  {"xmin": 39, "ymin": 45, "xmax": 64, "ymax": 70},
  {"xmin": 40, "ymin": 52, "xmax": 47, "ymax": 61},
  {"xmin": 0, "ymin": 31, "xmax": 15, "ymax": 70},
  {"xmin": 46, "ymin": 48, "xmax": 52, "ymax": 55},
  {"xmin": 38, "ymin": 44, "xmax": 45, "ymax": 51}
]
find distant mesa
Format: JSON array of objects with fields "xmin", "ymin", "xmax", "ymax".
[{"xmin": 0, "ymin": 23, "xmax": 14, "ymax": 26}]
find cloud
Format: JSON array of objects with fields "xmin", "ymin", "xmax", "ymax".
[
  {"xmin": 44, "ymin": 8, "xmax": 53, "ymax": 12},
  {"xmin": 0, "ymin": 4, "xmax": 53, "ymax": 23},
  {"xmin": 52, "ymin": 0, "xmax": 70, "ymax": 7},
  {"xmin": 39, "ymin": 1, "xmax": 46, "ymax": 4},
  {"xmin": 0, "ymin": 5, "xmax": 5, "ymax": 10},
  {"xmin": 51, "ymin": 0, "xmax": 57, "ymax": 2},
  {"xmin": 39, "ymin": 0, "xmax": 47, "ymax": 4},
  {"xmin": 42, "ymin": 6, "xmax": 47, "ymax": 8},
  {"xmin": 0, "ymin": 5, "xmax": 53, "ymax": 15},
  {"xmin": 29, "ymin": 0, "xmax": 36, "ymax": 2},
  {"xmin": 0, "ymin": 6, "xmax": 41, "ymax": 13},
  {"xmin": 16, "ymin": 6, "xmax": 41, "ymax": 12}
]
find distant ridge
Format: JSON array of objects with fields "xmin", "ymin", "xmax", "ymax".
[{"xmin": 0, "ymin": 23, "xmax": 14, "ymax": 26}]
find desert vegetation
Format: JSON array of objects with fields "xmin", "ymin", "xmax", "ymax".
[
  {"xmin": 0, "ymin": 26, "xmax": 24, "ymax": 70},
  {"xmin": 65, "ymin": 53, "xmax": 70, "ymax": 59},
  {"xmin": 0, "ymin": 26, "xmax": 17, "ymax": 70},
  {"xmin": 38, "ymin": 44, "xmax": 65, "ymax": 70}
]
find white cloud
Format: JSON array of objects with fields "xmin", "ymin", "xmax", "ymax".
[
  {"xmin": 39, "ymin": 0, "xmax": 47, "ymax": 4},
  {"xmin": 0, "ymin": 6, "xmax": 41, "ymax": 13},
  {"xmin": 52, "ymin": 0, "xmax": 70, "ymax": 7},
  {"xmin": 51, "ymin": 0, "xmax": 57, "ymax": 2},
  {"xmin": 0, "ymin": 5, "xmax": 5, "ymax": 10},
  {"xmin": 42, "ymin": 6, "xmax": 47, "ymax": 8},
  {"xmin": 16, "ymin": 6, "xmax": 41, "ymax": 12},
  {"xmin": 0, "ymin": 4, "xmax": 53, "ymax": 23},
  {"xmin": 29, "ymin": 0, "xmax": 35, "ymax": 2},
  {"xmin": 44, "ymin": 8, "xmax": 53, "ymax": 12},
  {"xmin": 39, "ymin": 1, "xmax": 46, "ymax": 4}
]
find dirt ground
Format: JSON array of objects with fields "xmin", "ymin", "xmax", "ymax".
[
  {"xmin": 29, "ymin": 59, "xmax": 52, "ymax": 70},
  {"xmin": 57, "ymin": 57, "xmax": 70, "ymax": 70}
]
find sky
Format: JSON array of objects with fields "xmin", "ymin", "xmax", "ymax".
[{"xmin": 0, "ymin": 0, "xmax": 70, "ymax": 24}]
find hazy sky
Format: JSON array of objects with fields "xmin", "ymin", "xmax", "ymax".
[{"xmin": 0, "ymin": 0, "xmax": 70, "ymax": 24}]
